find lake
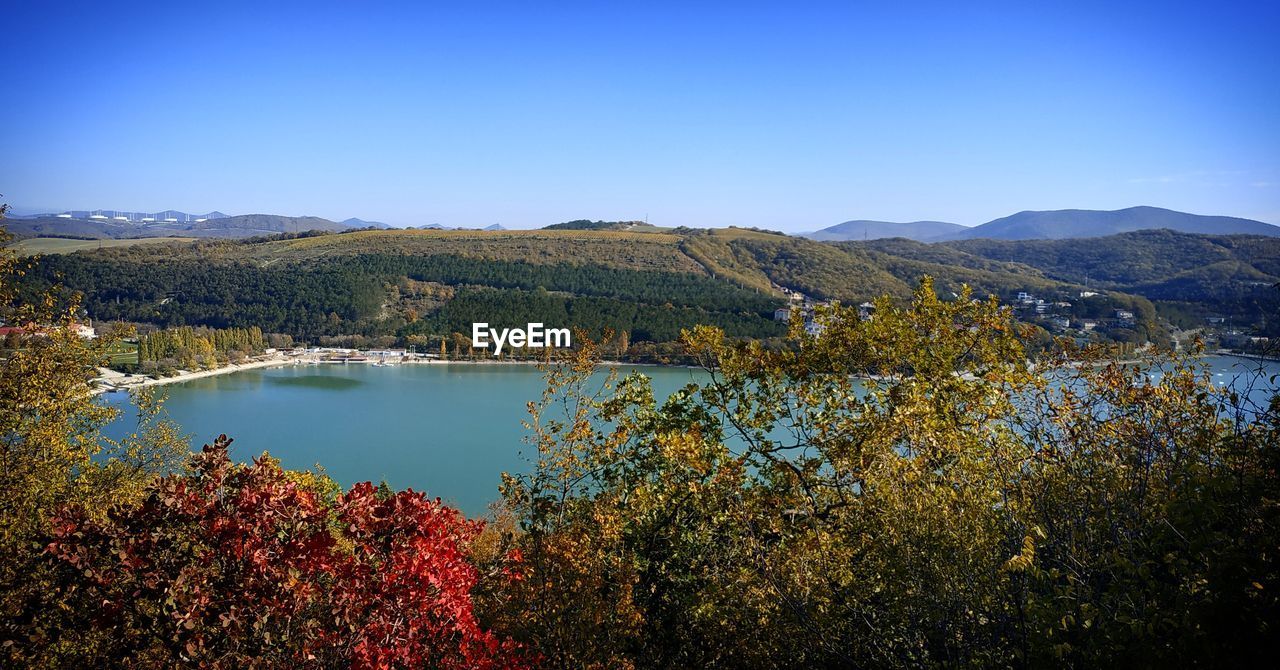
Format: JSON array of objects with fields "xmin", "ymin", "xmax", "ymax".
[
  {"xmin": 104, "ymin": 363, "xmax": 707, "ymax": 515},
  {"xmin": 103, "ymin": 356, "xmax": 1277, "ymax": 516}
]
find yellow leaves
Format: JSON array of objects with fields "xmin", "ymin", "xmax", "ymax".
[
  {"xmin": 655, "ymin": 430, "xmax": 713, "ymax": 476},
  {"xmin": 496, "ymin": 275, "xmax": 1280, "ymax": 666},
  {"xmin": 1003, "ymin": 528, "xmax": 1041, "ymax": 573}
]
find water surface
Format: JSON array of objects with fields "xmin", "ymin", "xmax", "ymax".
[
  {"xmin": 104, "ymin": 356, "xmax": 1277, "ymax": 516},
  {"xmin": 106, "ymin": 363, "xmax": 705, "ymax": 515}
]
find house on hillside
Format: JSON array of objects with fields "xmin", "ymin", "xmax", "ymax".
[{"xmin": 0, "ymin": 322, "xmax": 95, "ymax": 340}]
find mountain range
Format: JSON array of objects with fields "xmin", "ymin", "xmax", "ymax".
[
  {"xmin": 805, "ymin": 220, "xmax": 966, "ymax": 241},
  {"xmin": 14, "ymin": 209, "xmax": 232, "ymax": 223},
  {"xmin": 6, "ymin": 206, "xmax": 1278, "ymax": 243},
  {"xmin": 2, "ymin": 214, "xmax": 361, "ymax": 239},
  {"xmin": 807, "ymin": 207, "xmax": 1280, "ymax": 242}
]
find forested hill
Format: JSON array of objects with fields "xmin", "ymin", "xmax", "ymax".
[
  {"xmin": 20, "ymin": 225, "xmax": 1275, "ymax": 351},
  {"xmin": 853, "ymin": 230, "xmax": 1280, "ymax": 329},
  {"xmin": 948, "ymin": 230, "xmax": 1280, "ymax": 312},
  {"xmin": 18, "ymin": 227, "xmax": 1111, "ymax": 350}
]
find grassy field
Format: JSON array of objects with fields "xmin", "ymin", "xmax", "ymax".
[
  {"xmin": 10, "ymin": 237, "xmax": 199, "ymax": 256},
  {"xmin": 244, "ymin": 228, "xmax": 704, "ymax": 273},
  {"xmin": 104, "ymin": 340, "xmax": 139, "ymax": 366}
]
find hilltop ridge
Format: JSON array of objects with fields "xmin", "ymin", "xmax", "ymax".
[{"xmin": 807, "ymin": 206, "xmax": 1280, "ymax": 241}]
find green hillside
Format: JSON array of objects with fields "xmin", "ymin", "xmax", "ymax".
[
  {"xmin": 11, "ymin": 236, "xmax": 199, "ymax": 256},
  {"xmin": 22, "ymin": 229, "xmax": 790, "ymax": 351},
  {"xmin": 20, "ymin": 226, "xmax": 1232, "ymax": 352},
  {"xmin": 937, "ymin": 230, "xmax": 1280, "ymax": 310}
]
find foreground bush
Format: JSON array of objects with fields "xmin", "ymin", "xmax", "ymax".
[
  {"xmin": 496, "ymin": 279, "xmax": 1280, "ymax": 668},
  {"xmin": 38, "ymin": 436, "xmax": 527, "ymax": 669}
]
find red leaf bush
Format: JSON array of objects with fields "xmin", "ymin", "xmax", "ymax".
[{"xmin": 44, "ymin": 435, "xmax": 528, "ymax": 669}]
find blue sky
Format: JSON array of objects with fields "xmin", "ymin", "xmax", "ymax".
[{"xmin": 2, "ymin": 1, "xmax": 1278, "ymax": 230}]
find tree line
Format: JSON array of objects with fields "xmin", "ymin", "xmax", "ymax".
[
  {"xmin": 26, "ymin": 253, "xmax": 784, "ymax": 344},
  {"xmin": 134, "ymin": 325, "xmax": 270, "ymax": 373}
]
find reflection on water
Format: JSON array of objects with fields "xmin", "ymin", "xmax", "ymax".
[{"xmin": 268, "ymin": 374, "xmax": 364, "ymax": 390}]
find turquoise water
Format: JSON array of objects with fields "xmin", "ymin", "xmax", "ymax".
[
  {"xmin": 103, "ymin": 356, "xmax": 1277, "ymax": 516},
  {"xmin": 104, "ymin": 363, "xmax": 707, "ymax": 515}
]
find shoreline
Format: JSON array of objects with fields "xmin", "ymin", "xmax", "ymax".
[
  {"xmin": 93, "ymin": 357, "xmax": 292, "ymax": 395},
  {"xmin": 1215, "ymin": 350, "xmax": 1280, "ymax": 363},
  {"xmin": 93, "ymin": 348, "xmax": 1275, "ymax": 396},
  {"xmin": 92, "ymin": 354, "xmax": 688, "ymax": 395}
]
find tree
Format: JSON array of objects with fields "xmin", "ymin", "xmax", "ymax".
[{"xmin": 1, "ymin": 206, "xmax": 188, "ymax": 663}]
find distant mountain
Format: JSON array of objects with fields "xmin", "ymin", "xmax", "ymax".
[
  {"xmin": 805, "ymin": 220, "xmax": 966, "ymax": 242},
  {"xmin": 2, "ymin": 216, "xmax": 137, "ymax": 239},
  {"xmin": 3, "ymin": 213, "xmax": 356, "ymax": 240},
  {"xmin": 341, "ymin": 217, "xmax": 392, "ymax": 229},
  {"xmin": 400, "ymin": 223, "xmax": 503, "ymax": 231},
  {"xmin": 543, "ymin": 219, "xmax": 645, "ymax": 231},
  {"xmin": 190, "ymin": 214, "xmax": 351, "ymax": 235},
  {"xmin": 36, "ymin": 209, "xmax": 232, "ymax": 223},
  {"xmin": 938, "ymin": 206, "xmax": 1280, "ymax": 241}
]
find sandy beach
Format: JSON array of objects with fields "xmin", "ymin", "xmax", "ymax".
[
  {"xmin": 93, "ymin": 356, "xmax": 292, "ymax": 395},
  {"xmin": 91, "ymin": 351, "xmax": 689, "ymax": 396}
]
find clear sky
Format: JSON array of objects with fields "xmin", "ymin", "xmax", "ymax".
[{"xmin": 2, "ymin": 1, "xmax": 1278, "ymax": 230}]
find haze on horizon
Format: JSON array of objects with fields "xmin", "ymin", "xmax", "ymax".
[{"xmin": 2, "ymin": 1, "xmax": 1278, "ymax": 231}]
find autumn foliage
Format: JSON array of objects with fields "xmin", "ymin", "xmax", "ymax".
[
  {"xmin": 41, "ymin": 436, "xmax": 527, "ymax": 669},
  {"xmin": 496, "ymin": 280, "xmax": 1280, "ymax": 667},
  {"xmin": 4, "ymin": 196, "xmax": 1278, "ymax": 669}
]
